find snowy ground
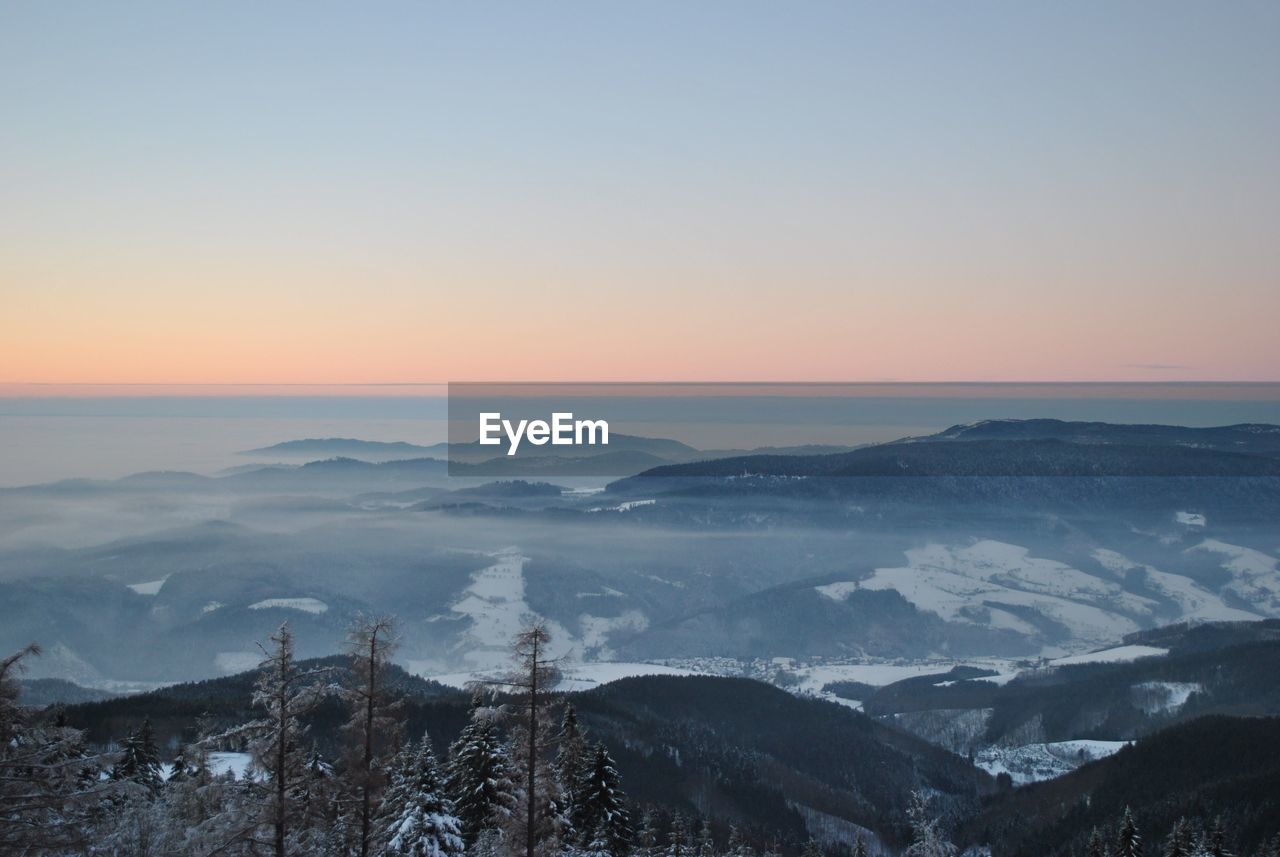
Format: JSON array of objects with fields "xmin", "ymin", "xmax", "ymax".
[
  {"xmin": 816, "ymin": 538, "xmax": 1280, "ymax": 652},
  {"xmin": 127, "ymin": 576, "xmax": 169, "ymax": 595},
  {"xmin": 1190, "ymin": 539, "xmax": 1280, "ymax": 614},
  {"xmin": 418, "ymin": 661, "xmax": 709, "ymax": 692},
  {"xmin": 248, "ymin": 597, "xmax": 329, "ymax": 614},
  {"xmin": 818, "ymin": 541, "xmax": 1148, "ymax": 649},
  {"xmin": 162, "ymin": 752, "xmax": 256, "ymax": 782},
  {"xmin": 445, "ymin": 547, "xmax": 575, "ymax": 671},
  {"xmin": 976, "ymin": 740, "xmax": 1130, "ymax": 784},
  {"xmin": 1047, "ymin": 645, "xmax": 1168, "ymax": 667},
  {"xmin": 791, "ymin": 660, "xmax": 1017, "ymax": 695},
  {"xmin": 1092, "ymin": 548, "xmax": 1261, "ymax": 623},
  {"xmin": 1131, "ymin": 681, "xmax": 1202, "ymax": 714}
]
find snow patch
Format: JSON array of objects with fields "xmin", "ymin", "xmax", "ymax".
[
  {"xmin": 587, "ymin": 498, "xmax": 656, "ymax": 513},
  {"xmin": 419, "ymin": 661, "xmax": 706, "ymax": 692},
  {"xmin": 127, "ymin": 577, "xmax": 169, "ymax": 596},
  {"xmin": 844, "ymin": 541, "xmax": 1142, "ymax": 648},
  {"xmin": 578, "ymin": 610, "xmax": 648, "ymax": 659},
  {"xmin": 976, "ymin": 740, "xmax": 1129, "ymax": 784},
  {"xmin": 791, "ymin": 661, "xmax": 1018, "ymax": 695},
  {"xmin": 1048, "ymin": 645, "xmax": 1167, "ymax": 667},
  {"xmin": 1132, "ymin": 681, "xmax": 1201, "ymax": 713},
  {"xmin": 1189, "ymin": 540, "xmax": 1280, "ymax": 615},
  {"xmin": 248, "ymin": 597, "xmax": 329, "ymax": 615},
  {"xmin": 1091, "ymin": 549, "xmax": 1260, "ymax": 623},
  {"xmin": 449, "ymin": 548, "xmax": 573, "ymax": 670},
  {"xmin": 164, "ymin": 752, "xmax": 256, "ymax": 782}
]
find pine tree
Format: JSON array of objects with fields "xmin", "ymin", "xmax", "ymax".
[
  {"xmin": 667, "ymin": 815, "xmax": 693, "ymax": 857},
  {"xmin": 344, "ymin": 614, "xmax": 403, "ymax": 857},
  {"xmin": 853, "ymin": 834, "xmax": 868, "ymax": 857},
  {"xmin": 113, "ymin": 716, "xmax": 164, "ymax": 793},
  {"xmin": 446, "ymin": 694, "xmax": 516, "ymax": 845},
  {"xmin": 635, "ymin": 811, "xmax": 661, "ymax": 857},
  {"xmin": 802, "ymin": 839, "xmax": 824, "ymax": 857},
  {"xmin": 580, "ymin": 827, "xmax": 616, "ymax": 857},
  {"xmin": 1088, "ymin": 827, "xmax": 1107, "ymax": 857},
  {"xmin": 293, "ymin": 744, "xmax": 339, "ymax": 853},
  {"xmin": 1116, "ymin": 807, "xmax": 1143, "ymax": 857},
  {"xmin": 574, "ymin": 743, "xmax": 631, "ymax": 856},
  {"xmin": 169, "ymin": 745, "xmax": 189, "ymax": 783},
  {"xmin": 725, "ymin": 825, "xmax": 751, "ymax": 857},
  {"xmin": 1167, "ymin": 818, "xmax": 1193, "ymax": 857},
  {"xmin": 904, "ymin": 791, "xmax": 957, "ymax": 857},
  {"xmin": 1205, "ymin": 817, "xmax": 1230, "ymax": 857},
  {"xmin": 556, "ymin": 702, "xmax": 591, "ymax": 829},
  {"xmin": 696, "ymin": 818, "xmax": 716, "ymax": 857},
  {"xmin": 1, "ymin": 644, "xmax": 111, "ymax": 853},
  {"xmin": 377, "ymin": 732, "xmax": 464, "ymax": 857}
]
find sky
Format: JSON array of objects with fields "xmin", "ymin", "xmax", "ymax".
[{"xmin": 2, "ymin": 1, "xmax": 1278, "ymax": 386}]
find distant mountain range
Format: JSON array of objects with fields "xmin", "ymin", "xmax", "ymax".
[
  {"xmin": 915, "ymin": 418, "xmax": 1280, "ymax": 455},
  {"xmin": 237, "ymin": 434, "xmax": 863, "ymax": 473},
  {"xmin": 4, "ymin": 419, "xmax": 1279, "ymax": 683},
  {"xmin": 239, "ymin": 438, "xmax": 449, "ymax": 460},
  {"xmin": 617, "ymin": 420, "xmax": 1280, "ymax": 483}
]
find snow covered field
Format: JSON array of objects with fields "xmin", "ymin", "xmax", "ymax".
[
  {"xmin": 1092, "ymin": 548, "xmax": 1261, "ymax": 623},
  {"xmin": 446, "ymin": 548, "xmax": 575, "ymax": 670},
  {"xmin": 976, "ymin": 740, "xmax": 1130, "ymax": 784},
  {"xmin": 419, "ymin": 661, "xmax": 709, "ymax": 691},
  {"xmin": 248, "ymin": 597, "xmax": 329, "ymax": 614},
  {"xmin": 162, "ymin": 752, "xmax": 256, "ymax": 782},
  {"xmin": 127, "ymin": 577, "xmax": 169, "ymax": 595},
  {"xmin": 1191, "ymin": 539, "xmax": 1280, "ymax": 614},
  {"xmin": 815, "ymin": 538, "xmax": 1280, "ymax": 655},
  {"xmin": 818, "ymin": 541, "xmax": 1148, "ymax": 648},
  {"xmin": 1047, "ymin": 645, "xmax": 1168, "ymax": 667}
]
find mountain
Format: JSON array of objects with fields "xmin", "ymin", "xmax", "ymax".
[
  {"xmin": 17, "ymin": 677, "xmax": 117, "ymax": 706},
  {"xmin": 962, "ymin": 714, "xmax": 1280, "ymax": 857},
  {"xmin": 853, "ymin": 622, "xmax": 1280, "ymax": 752},
  {"xmin": 239, "ymin": 438, "xmax": 446, "ymax": 460},
  {"xmin": 54, "ymin": 668, "xmax": 991, "ymax": 850},
  {"xmin": 45, "ymin": 658, "xmax": 1280, "ymax": 854},
  {"xmin": 915, "ymin": 419, "xmax": 1280, "ymax": 457},
  {"xmin": 6, "ymin": 420, "xmax": 1280, "ymax": 684},
  {"xmin": 2, "ymin": 456, "xmax": 456, "ymax": 497},
  {"xmin": 576, "ymin": 675, "xmax": 991, "ymax": 846},
  {"xmin": 445, "ymin": 432, "xmax": 702, "ymax": 464},
  {"xmin": 224, "ymin": 456, "xmax": 452, "ymax": 492},
  {"xmin": 238, "ymin": 435, "xmax": 865, "ymax": 470},
  {"xmin": 614, "ymin": 438, "xmax": 1280, "ymax": 482}
]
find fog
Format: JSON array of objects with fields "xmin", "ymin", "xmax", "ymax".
[{"xmin": 3, "ymin": 397, "xmax": 1279, "ymax": 692}]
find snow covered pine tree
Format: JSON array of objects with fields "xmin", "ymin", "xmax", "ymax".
[
  {"xmin": 446, "ymin": 692, "xmax": 516, "ymax": 845},
  {"xmin": 376, "ymin": 731, "xmax": 464, "ymax": 857}
]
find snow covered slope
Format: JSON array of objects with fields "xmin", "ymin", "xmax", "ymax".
[{"xmin": 815, "ymin": 539, "xmax": 1277, "ymax": 656}]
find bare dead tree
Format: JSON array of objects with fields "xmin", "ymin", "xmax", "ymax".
[
  {"xmin": 473, "ymin": 621, "xmax": 563, "ymax": 857},
  {"xmin": 245, "ymin": 622, "xmax": 332, "ymax": 857},
  {"xmin": 343, "ymin": 614, "xmax": 402, "ymax": 857}
]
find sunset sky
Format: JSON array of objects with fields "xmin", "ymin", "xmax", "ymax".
[{"xmin": 3, "ymin": 2, "xmax": 1278, "ymax": 387}]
